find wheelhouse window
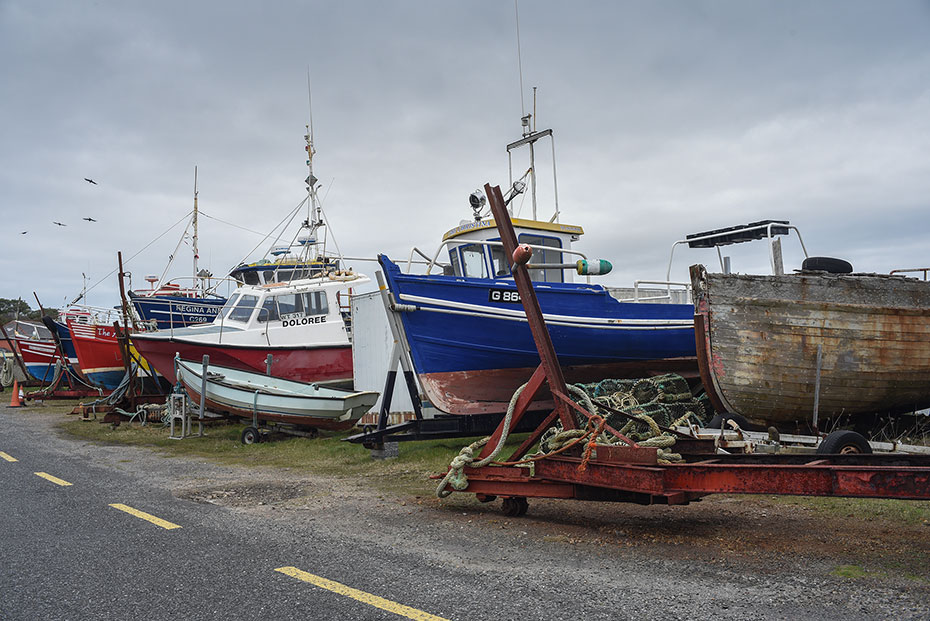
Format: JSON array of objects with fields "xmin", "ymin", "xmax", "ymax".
[
  {"xmin": 488, "ymin": 238, "xmax": 508, "ymax": 278},
  {"xmin": 448, "ymin": 250, "xmax": 461, "ymax": 277},
  {"xmin": 459, "ymin": 243, "xmax": 489, "ymax": 278},
  {"xmin": 276, "ymin": 293, "xmax": 304, "ymax": 318},
  {"xmin": 220, "ymin": 293, "xmax": 241, "ymax": 320},
  {"xmin": 518, "ymin": 234, "xmax": 563, "ymax": 283},
  {"xmin": 227, "ymin": 294, "xmax": 258, "ymax": 322},
  {"xmin": 257, "ymin": 297, "xmax": 279, "ymax": 322},
  {"xmin": 241, "ymin": 271, "xmax": 261, "ymax": 286},
  {"xmin": 304, "ymin": 291, "xmax": 328, "ymax": 315}
]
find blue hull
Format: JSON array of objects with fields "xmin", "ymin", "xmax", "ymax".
[
  {"xmin": 129, "ymin": 293, "xmax": 226, "ymax": 330},
  {"xmin": 50, "ymin": 320, "xmax": 79, "ymax": 365},
  {"xmin": 83, "ymin": 369, "xmax": 127, "ymax": 390},
  {"xmin": 25, "ymin": 362, "xmax": 56, "ymax": 383},
  {"xmin": 378, "ymin": 255, "xmax": 697, "ymax": 415}
]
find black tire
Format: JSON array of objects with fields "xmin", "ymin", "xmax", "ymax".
[
  {"xmin": 501, "ymin": 497, "xmax": 529, "ymax": 517},
  {"xmin": 241, "ymin": 426, "xmax": 261, "ymax": 445},
  {"xmin": 802, "ymin": 257, "xmax": 853, "ymax": 274},
  {"xmin": 816, "ymin": 430, "xmax": 872, "ymax": 455},
  {"xmin": 707, "ymin": 413, "xmax": 750, "ymax": 430}
]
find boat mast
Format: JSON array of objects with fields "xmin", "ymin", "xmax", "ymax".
[
  {"xmin": 192, "ymin": 166, "xmax": 200, "ymax": 293},
  {"xmin": 304, "ymin": 73, "xmax": 323, "ymax": 264},
  {"xmin": 508, "ymin": 1, "xmax": 559, "ymax": 222}
]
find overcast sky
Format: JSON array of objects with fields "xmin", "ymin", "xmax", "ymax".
[{"xmin": 2, "ymin": 1, "xmax": 929, "ymax": 310}]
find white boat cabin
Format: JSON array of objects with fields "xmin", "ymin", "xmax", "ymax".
[
  {"xmin": 204, "ymin": 273, "xmax": 369, "ymax": 346},
  {"xmin": 426, "ymin": 217, "xmax": 585, "ymax": 284}
]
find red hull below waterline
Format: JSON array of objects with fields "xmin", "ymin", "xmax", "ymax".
[{"xmin": 131, "ymin": 337, "xmax": 353, "ymax": 385}]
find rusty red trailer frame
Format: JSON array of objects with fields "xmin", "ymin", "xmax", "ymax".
[{"xmin": 440, "ymin": 184, "xmax": 930, "ymax": 507}]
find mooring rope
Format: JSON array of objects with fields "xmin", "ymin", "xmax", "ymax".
[{"xmin": 436, "ymin": 375, "xmax": 701, "ymax": 498}]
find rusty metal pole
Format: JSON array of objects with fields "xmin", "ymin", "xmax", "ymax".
[
  {"xmin": 474, "ymin": 184, "xmax": 576, "ymax": 462},
  {"xmin": 117, "ymin": 252, "xmax": 136, "ymax": 332}
]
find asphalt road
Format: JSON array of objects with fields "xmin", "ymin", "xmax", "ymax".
[
  {"xmin": 2, "ymin": 403, "xmax": 928, "ymax": 620},
  {"xmin": 0, "ymin": 406, "xmax": 463, "ymax": 620}
]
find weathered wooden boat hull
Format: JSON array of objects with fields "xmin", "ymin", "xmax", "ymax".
[
  {"xmin": 691, "ymin": 264, "xmax": 930, "ymax": 426},
  {"xmin": 175, "ymin": 359, "xmax": 378, "ymax": 431}
]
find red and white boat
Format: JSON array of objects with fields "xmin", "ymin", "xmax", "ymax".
[
  {"xmin": 131, "ymin": 271, "xmax": 369, "ymax": 385},
  {"xmin": 2, "ymin": 320, "xmax": 61, "ymax": 383}
]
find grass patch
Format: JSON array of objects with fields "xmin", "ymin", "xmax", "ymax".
[
  {"xmin": 767, "ymin": 495, "xmax": 930, "ymax": 527},
  {"xmin": 59, "ymin": 417, "xmax": 526, "ymax": 497},
  {"xmin": 831, "ymin": 564, "xmax": 870, "ymax": 579}
]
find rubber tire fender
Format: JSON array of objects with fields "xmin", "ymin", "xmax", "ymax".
[{"xmin": 801, "ymin": 257, "xmax": 853, "ymax": 274}]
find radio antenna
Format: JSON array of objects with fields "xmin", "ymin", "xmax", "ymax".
[{"xmin": 515, "ymin": 0, "xmax": 526, "ymax": 121}]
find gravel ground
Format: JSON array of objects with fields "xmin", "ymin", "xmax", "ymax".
[{"xmin": 6, "ymin": 402, "xmax": 930, "ymax": 620}]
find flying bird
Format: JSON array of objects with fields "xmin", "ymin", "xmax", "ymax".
[
  {"xmin": 53, "ymin": 221, "xmax": 66, "ymax": 226},
  {"xmin": 84, "ymin": 178, "xmax": 97, "ymax": 185},
  {"xmin": 83, "ymin": 217, "xmax": 97, "ymax": 222},
  {"xmin": 21, "ymin": 231, "xmax": 27, "ymax": 234}
]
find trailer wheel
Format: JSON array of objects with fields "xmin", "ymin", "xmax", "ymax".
[
  {"xmin": 502, "ymin": 497, "xmax": 528, "ymax": 517},
  {"xmin": 816, "ymin": 430, "xmax": 872, "ymax": 455},
  {"xmin": 241, "ymin": 426, "xmax": 261, "ymax": 445}
]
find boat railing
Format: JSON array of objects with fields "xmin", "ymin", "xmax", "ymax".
[
  {"xmin": 611, "ymin": 280, "xmax": 692, "ymax": 304},
  {"xmin": 133, "ymin": 275, "xmax": 239, "ymax": 298},
  {"xmin": 257, "ymin": 308, "xmax": 272, "ymax": 346},
  {"xmin": 63, "ymin": 304, "xmax": 123, "ymax": 327},
  {"xmin": 665, "ymin": 221, "xmax": 808, "ymax": 281},
  {"xmin": 406, "ymin": 247, "xmax": 449, "ymax": 273},
  {"xmin": 890, "ymin": 267, "xmax": 930, "ymax": 280},
  {"xmin": 412, "ymin": 238, "xmax": 592, "ymax": 282}
]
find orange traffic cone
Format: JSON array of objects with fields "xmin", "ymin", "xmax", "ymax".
[{"xmin": 8, "ymin": 380, "xmax": 23, "ymax": 408}]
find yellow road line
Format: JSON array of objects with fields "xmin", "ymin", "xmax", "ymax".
[
  {"xmin": 34, "ymin": 472, "xmax": 72, "ymax": 486},
  {"xmin": 0, "ymin": 451, "xmax": 17, "ymax": 462},
  {"xmin": 108, "ymin": 503, "xmax": 182, "ymax": 530},
  {"xmin": 275, "ymin": 566, "xmax": 448, "ymax": 621}
]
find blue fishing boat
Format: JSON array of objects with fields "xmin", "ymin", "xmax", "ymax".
[
  {"xmin": 375, "ymin": 118, "xmax": 698, "ymax": 416},
  {"xmin": 379, "ymin": 252, "xmax": 696, "ymax": 415},
  {"xmin": 41, "ymin": 312, "xmax": 85, "ymax": 370},
  {"xmin": 129, "ymin": 283, "xmax": 226, "ymax": 330}
]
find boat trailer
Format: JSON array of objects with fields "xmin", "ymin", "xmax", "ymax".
[{"xmin": 435, "ymin": 184, "xmax": 930, "ymax": 514}]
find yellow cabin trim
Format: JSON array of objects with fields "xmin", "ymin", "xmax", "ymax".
[{"xmin": 442, "ymin": 218, "xmax": 584, "ymax": 242}]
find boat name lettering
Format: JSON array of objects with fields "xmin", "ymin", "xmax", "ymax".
[
  {"xmin": 172, "ymin": 304, "xmax": 218, "ymax": 314},
  {"xmin": 281, "ymin": 316, "xmax": 326, "ymax": 327},
  {"xmin": 489, "ymin": 289, "xmax": 521, "ymax": 304}
]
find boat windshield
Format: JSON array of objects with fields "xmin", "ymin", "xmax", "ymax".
[
  {"xmin": 219, "ymin": 293, "xmax": 241, "ymax": 320},
  {"xmin": 226, "ymin": 294, "xmax": 259, "ymax": 322},
  {"xmin": 459, "ymin": 243, "xmax": 489, "ymax": 278}
]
